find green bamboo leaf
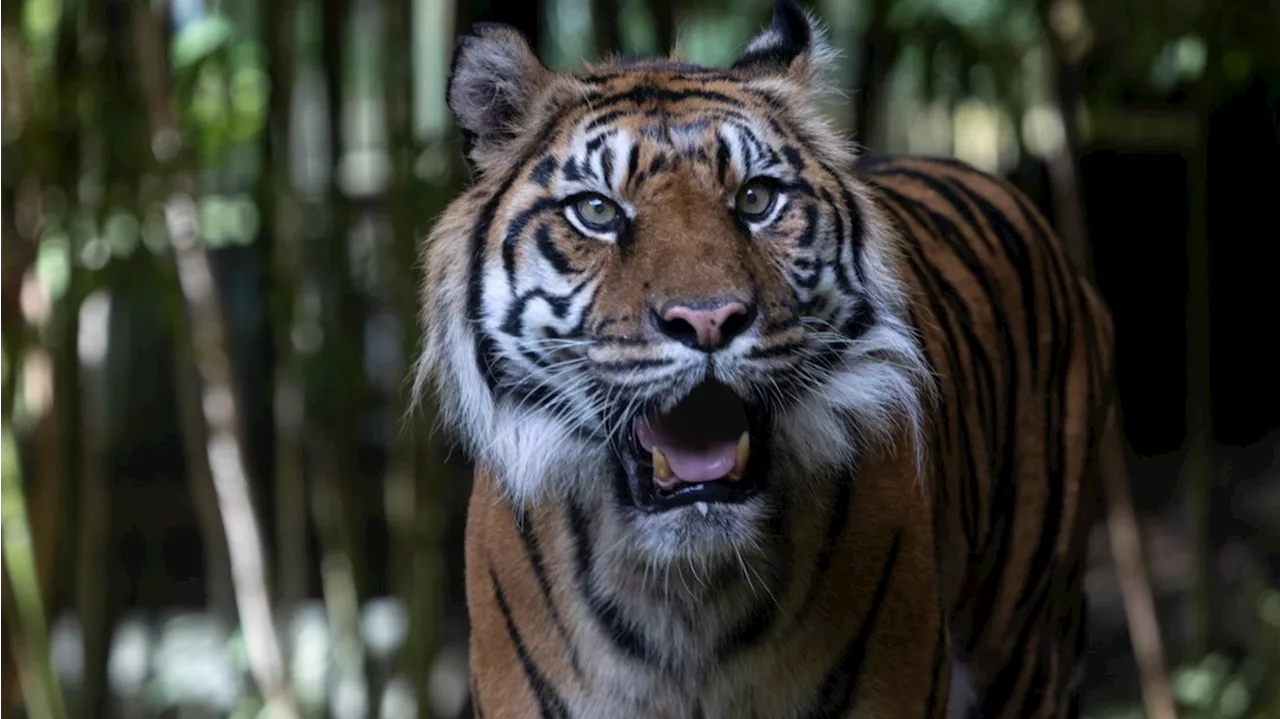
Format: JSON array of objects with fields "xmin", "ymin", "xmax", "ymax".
[{"xmin": 172, "ymin": 15, "xmax": 235, "ymax": 70}]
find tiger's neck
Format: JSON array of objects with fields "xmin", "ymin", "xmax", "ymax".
[{"xmin": 464, "ymin": 440, "xmax": 948, "ymax": 717}]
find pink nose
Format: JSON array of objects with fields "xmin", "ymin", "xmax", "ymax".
[{"xmin": 659, "ymin": 300, "xmax": 753, "ymax": 351}]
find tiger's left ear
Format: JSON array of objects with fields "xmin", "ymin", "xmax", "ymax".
[
  {"xmin": 447, "ymin": 22, "xmax": 553, "ymax": 171},
  {"xmin": 731, "ymin": 0, "xmax": 831, "ymax": 87}
]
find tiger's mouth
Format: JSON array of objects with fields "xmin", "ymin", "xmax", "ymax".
[{"xmin": 617, "ymin": 380, "xmax": 769, "ymax": 513}]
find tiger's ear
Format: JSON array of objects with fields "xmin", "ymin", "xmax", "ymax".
[
  {"xmin": 448, "ymin": 22, "xmax": 552, "ymax": 169},
  {"xmin": 731, "ymin": 0, "xmax": 831, "ymax": 86}
]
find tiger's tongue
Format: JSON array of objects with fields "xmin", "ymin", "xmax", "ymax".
[
  {"xmin": 636, "ymin": 418, "xmax": 739, "ymax": 482},
  {"xmin": 634, "ymin": 382, "xmax": 749, "ymax": 484}
]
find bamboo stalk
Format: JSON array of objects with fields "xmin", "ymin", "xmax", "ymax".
[
  {"xmin": 1180, "ymin": 0, "xmax": 1225, "ymax": 665},
  {"xmin": 304, "ymin": 0, "xmax": 375, "ymax": 712},
  {"xmin": 260, "ymin": 0, "xmax": 309, "ymax": 617},
  {"xmin": 174, "ymin": 340, "xmax": 238, "ymax": 621},
  {"xmin": 128, "ymin": 4, "xmax": 298, "ymax": 714},
  {"xmin": 386, "ymin": 1, "xmax": 448, "ymax": 715},
  {"xmin": 1099, "ymin": 409, "xmax": 1179, "ymax": 719},
  {"xmin": 2, "ymin": 360, "xmax": 67, "ymax": 719}
]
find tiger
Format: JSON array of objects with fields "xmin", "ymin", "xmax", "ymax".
[{"xmin": 413, "ymin": 1, "xmax": 1115, "ymax": 716}]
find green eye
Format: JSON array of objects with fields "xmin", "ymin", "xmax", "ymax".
[
  {"xmin": 735, "ymin": 178, "xmax": 777, "ymax": 221},
  {"xmin": 570, "ymin": 194, "xmax": 622, "ymax": 232}
]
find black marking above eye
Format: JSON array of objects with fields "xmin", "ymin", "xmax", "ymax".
[
  {"xmin": 783, "ymin": 146, "xmax": 805, "ymax": 171},
  {"xmin": 600, "ymin": 147, "xmax": 615, "ymax": 184},
  {"xmin": 584, "ymin": 131, "xmax": 615, "ymax": 155},
  {"xmin": 530, "ymin": 156, "xmax": 559, "ymax": 187},
  {"xmin": 562, "ymin": 157, "xmax": 584, "ymax": 182},
  {"xmin": 716, "ymin": 137, "xmax": 732, "ymax": 184},
  {"xmin": 625, "ymin": 145, "xmax": 640, "ymax": 183}
]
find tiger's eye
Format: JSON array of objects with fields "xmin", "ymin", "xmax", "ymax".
[
  {"xmin": 735, "ymin": 179, "xmax": 776, "ymax": 220},
  {"xmin": 574, "ymin": 195, "xmax": 619, "ymax": 228}
]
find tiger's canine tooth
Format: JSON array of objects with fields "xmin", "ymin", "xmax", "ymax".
[
  {"xmin": 695, "ymin": 501, "xmax": 709, "ymax": 517},
  {"xmin": 653, "ymin": 448, "xmax": 673, "ymax": 485},
  {"xmin": 729, "ymin": 431, "xmax": 750, "ymax": 479}
]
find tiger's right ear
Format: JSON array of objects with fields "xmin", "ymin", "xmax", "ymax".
[{"xmin": 447, "ymin": 23, "xmax": 552, "ymax": 169}]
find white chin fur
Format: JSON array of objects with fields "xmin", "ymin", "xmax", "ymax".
[{"xmin": 480, "ymin": 404, "xmax": 609, "ymax": 506}]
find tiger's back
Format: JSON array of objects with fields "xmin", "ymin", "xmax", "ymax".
[{"xmin": 861, "ymin": 155, "xmax": 1112, "ymax": 714}]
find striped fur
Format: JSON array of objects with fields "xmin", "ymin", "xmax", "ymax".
[{"xmin": 415, "ymin": 3, "xmax": 1114, "ymax": 717}]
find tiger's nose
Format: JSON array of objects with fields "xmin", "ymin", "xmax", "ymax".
[{"xmin": 656, "ymin": 299, "xmax": 756, "ymax": 351}]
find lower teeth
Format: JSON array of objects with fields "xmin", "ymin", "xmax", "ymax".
[{"xmin": 695, "ymin": 502, "xmax": 709, "ymax": 517}]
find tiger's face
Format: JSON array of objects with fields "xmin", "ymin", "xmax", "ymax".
[{"xmin": 417, "ymin": 6, "xmax": 927, "ymax": 564}]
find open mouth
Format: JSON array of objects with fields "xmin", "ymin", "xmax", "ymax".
[{"xmin": 617, "ymin": 380, "xmax": 769, "ymax": 513}]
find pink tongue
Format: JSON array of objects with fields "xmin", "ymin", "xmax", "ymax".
[{"xmin": 636, "ymin": 417, "xmax": 738, "ymax": 483}]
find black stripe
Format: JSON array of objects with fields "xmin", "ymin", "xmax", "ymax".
[
  {"xmin": 716, "ymin": 136, "xmax": 732, "ymax": 184},
  {"xmin": 714, "ymin": 596, "xmax": 778, "ymax": 662},
  {"xmin": 977, "ymin": 559, "xmax": 1055, "ymax": 713},
  {"xmin": 503, "ymin": 381, "xmax": 584, "ymax": 425},
  {"xmin": 805, "ymin": 530, "xmax": 903, "ymax": 718},
  {"xmin": 530, "ymin": 156, "xmax": 559, "ymax": 187},
  {"xmin": 841, "ymin": 300, "xmax": 876, "ymax": 340},
  {"xmin": 501, "ymin": 199, "xmax": 561, "ymax": 285},
  {"xmin": 884, "ymin": 196, "xmax": 986, "ymax": 547},
  {"xmin": 535, "ymin": 224, "xmax": 580, "ymax": 275},
  {"xmin": 584, "ymin": 130, "xmax": 615, "ymax": 156},
  {"xmin": 838, "ymin": 186, "xmax": 866, "ymax": 284},
  {"xmin": 600, "ymin": 146, "xmax": 615, "ymax": 185},
  {"xmin": 820, "ymin": 189, "xmax": 854, "ymax": 295},
  {"xmin": 562, "ymin": 156, "xmax": 584, "ymax": 182},
  {"xmin": 736, "ymin": 129, "xmax": 755, "ymax": 173},
  {"xmin": 515, "ymin": 514, "xmax": 584, "ymax": 678},
  {"xmin": 591, "ymin": 357, "xmax": 674, "ymax": 373},
  {"xmin": 588, "ymin": 85, "xmax": 747, "ymax": 114},
  {"xmin": 738, "ymin": 124, "xmax": 780, "ymax": 169},
  {"xmin": 787, "ymin": 478, "xmax": 853, "ymax": 635},
  {"xmin": 565, "ymin": 501, "xmax": 662, "ymax": 667},
  {"xmin": 585, "ymin": 109, "xmax": 627, "ymax": 131},
  {"xmin": 489, "ymin": 566, "xmax": 571, "ymax": 719},
  {"xmin": 624, "ymin": 145, "xmax": 640, "ymax": 185},
  {"xmin": 783, "ymin": 146, "xmax": 805, "ymax": 171},
  {"xmin": 796, "ymin": 203, "xmax": 819, "ymax": 248},
  {"xmin": 923, "ymin": 609, "xmax": 949, "ymax": 719},
  {"xmin": 648, "ymin": 151, "xmax": 668, "ymax": 174},
  {"xmin": 500, "ymin": 282, "xmax": 584, "ymax": 336},
  {"xmin": 467, "ymin": 177, "xmax": 518, "ymax": 392},
  {"xmin": 872, "ymin": 184, "xmax": 1000, "ymax": 549}
]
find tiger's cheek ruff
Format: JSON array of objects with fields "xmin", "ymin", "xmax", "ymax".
[
  {"xmin": 415, "ymin": 186, "xmax": 618, "ymax": 509},
  {"xmin": 766, "ymin": 183, "xmax": 934, "ymax": 493}
]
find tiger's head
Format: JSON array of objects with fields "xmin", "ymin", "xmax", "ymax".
[{"xmin": 416, "ymin": 0, "xmax": 928, "ymax": 564}]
